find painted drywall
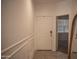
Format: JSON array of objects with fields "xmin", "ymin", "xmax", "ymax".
[
  {"xmin": 55, "ymin": 0, "xmax": 71, "ymax": 51},
  {"xmin": 71, "ymin": 0, "xmax": 77, "ymax": 52},
  {"xmin": 1, "ymin": 0, "xmax": 34, "ymax": 59},
  {"xmin": 10, "ymin": 39, "xmax": 34, "ymax": 59},
  {"xmin": 69, "ymin": 0, "xmax": 77, "ymax": 52},
  {"xmin": 53, "ymin": 0, "xmax": 77, "ymax": 52},
  {"xmin": 34, "ymin": 1, "xmax": 56, "ymax": 51},
  {"xmin": 34, "ymin": 0, "xmax": 77, "ymax": 51},
  {"xmin": 55, "ymin": 0, "xmax": 71, "ymax": 16}
]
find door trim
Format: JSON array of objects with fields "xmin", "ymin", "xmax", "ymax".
[{"xmin": 56, "ymin": 15, "xmax": 69, "ymax": 52}]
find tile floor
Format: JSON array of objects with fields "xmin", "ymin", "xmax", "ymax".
[
  {"xmin": 71, "ymin": 52, "xmax": 77, "ymax": 59},
  {"xmin": 33, "ymin": 50, "xmax": 68, "ymax": 59}
]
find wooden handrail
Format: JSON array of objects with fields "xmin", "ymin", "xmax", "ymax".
[{"xmin": 68, "ymin": 14, "xmax": 77, "ymax": 59}]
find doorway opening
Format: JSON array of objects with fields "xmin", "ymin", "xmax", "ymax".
[{"xmin": 56, "ymin": 15, "xmax": 69, "ymax": 53}]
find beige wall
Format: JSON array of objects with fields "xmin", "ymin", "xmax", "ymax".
[
  {"xmin": 56, "ymin": 0, "xmax": 77, "ymax": 52},
  {"xmin": 1, "ymin": 0, "xmax": 34, "ymax": 59},
  {"xmin": 53, "ymin": 0, "xmax": 71, "ymax": 51},
  {"xmin": 55, "ymin": 0, "xmax": 71, "ymax": 16},
  {"xmin": 1, "ymin": 0, "xmax": 77, "ymax": 58},
  {"xmin": 70, "ymin": 0, "xmax": 77, "ymax": 52},
  {"xmin": 55, "ymin": 0, "xmax": 71, "ymax": 51},
  {"xmin": 34, "ymin": 0, "xmax": 77, "ymax": 51},
  {"xmin": 34, "ymin": 1, "xmax": 56, "ymax": 51}
]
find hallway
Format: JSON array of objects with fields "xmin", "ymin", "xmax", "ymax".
[{"xmin": 1, "ymin": 0, "xmax": 77, "ymax": 59}]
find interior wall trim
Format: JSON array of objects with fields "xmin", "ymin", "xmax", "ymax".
[
  {"xmin": 3, "ymin": 38, "xmax": 33, "ymax": 59},
  {"xmin": 1, "ymin": 33, "xmax": 33, "ymax": 53},
  {"xmin": 1, "ymin": 33, "xmax": 33, "ymax": 59}
]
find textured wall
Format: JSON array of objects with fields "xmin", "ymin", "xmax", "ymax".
[
  {"xmin": 1, "ymin": 0, "xmax": 34, "ymax": 59},
  {"xmin": 34, "ymin": 0, "xmax": 72, "ymax": 51}
]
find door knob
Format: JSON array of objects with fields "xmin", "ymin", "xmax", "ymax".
[
  {"xmin": 50, "ymin": 30, "xmax": 52, "ymax": 37},
  {"xmin": 50, "ymin": 30, "xmax": 52, "ymax": 33}
]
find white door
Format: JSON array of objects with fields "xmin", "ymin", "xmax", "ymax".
[{"xmin": 35, "ymin": 16, "xmax": 53, "ymax": 50}]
